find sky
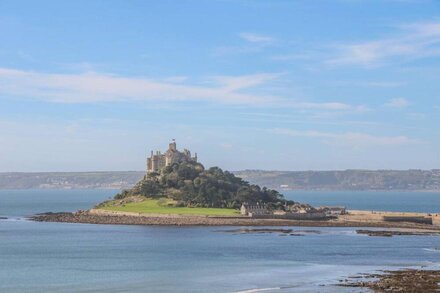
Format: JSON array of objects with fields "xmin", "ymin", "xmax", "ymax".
[{"xmin": 0, "ymin": 0, "xmax": 440, "ymax": 172}]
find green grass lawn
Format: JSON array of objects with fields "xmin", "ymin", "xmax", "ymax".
[{"xmin": 99, "ymin": 198, "xmax": 239, "ymax": 216}]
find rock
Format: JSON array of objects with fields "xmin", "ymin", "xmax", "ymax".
[
  {"xmin": 356, "ymin": 229, "xmax": 440, "ymax": 237},
  {"xmin": 220, "ymin": 228, "xmax": 293, "ymax": 234},
  {"xmin": 339, "ymin": 269, "xmax": 440, "ymax": 292}
]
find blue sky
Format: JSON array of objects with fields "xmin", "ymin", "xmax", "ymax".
[{"xmin": 1, "ymin": 0, "xmax": 440, "ymax": 171}]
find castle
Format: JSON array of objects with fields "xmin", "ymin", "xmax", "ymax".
[{"xmin": 147, "ymin": 140, "xmax": 197, "ymax": 173}]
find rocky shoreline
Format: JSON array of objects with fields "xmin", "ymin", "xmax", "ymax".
[
  {"xmin": 339, "ymin": 269, "xmax": 440, "ymax": 292},
  {"xmin": 30, "ymin": 210, "xmax": 440, "ymax": 229},
  {"xmin": 30, "ymin": 211, "xmax": 335, "ymax": 226},
  {"xmin": 356, "ymin": 229, "xmax": 440, "ymax": 237}
]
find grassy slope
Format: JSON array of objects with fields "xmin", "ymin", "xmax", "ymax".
[{"xmin": 98, "ymin": 198, "xmax": 239, "ymax": 216}]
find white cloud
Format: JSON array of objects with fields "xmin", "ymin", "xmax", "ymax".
[
  {"xmin": 0, "ymin": 67, "xmax": 366, "ymax": 112},
  {"xmin": 293, "ymin": 102, "xmax": 368, "ymax": 111},
  {"xmin": 209, "ymin": 73, "xmax": 281, "ymax": 91},
  {"xmin": 332, "ymin": 81, "xmax": 405, "ymax": 88},
  {"xmin": 270, "ymin": 53, "xmax": 313, "ymax": 61},
  {"xmin": 0, "ymin": 68, "xmax": 278, "ymax": 105},
  {"xmin": 273, "ymin": 128, "xmax": 422, "ymax": 147},
  {"xmin": 327, "ymin": 21, "xmax": 440, "ymax": 67},
  {"xmin": 61, "ymin": 62, "xmax": 101, "ymax": 72},
  {"xmin": 213, "ymin": 33, "xmax": 274, "ymax": 55},
  {"xmin": 220, "ymin": 143, "xmax": 233, "ymax": 149},
  {"xmin": 239, "ymin": 32, "xmax": 274, "ymax": 44},
  {"xmin": 384, "ymin": 97, "xmax": 409, "ymax": 108}
]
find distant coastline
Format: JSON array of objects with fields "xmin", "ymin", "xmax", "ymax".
[
  {"xmin": 0, "ymin": 171, "xmax": 144, "ymax": 190},
  {"xmin": 2, "ymin": 169, "xmax": 440, "ymax": 191}
]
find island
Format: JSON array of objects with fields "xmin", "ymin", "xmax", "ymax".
[{"xmin": 31, "ymin": 141, "xmax": 440, "ymax": 231}]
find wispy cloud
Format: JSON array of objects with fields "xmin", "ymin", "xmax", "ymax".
[
  {"xmin": 292, "ymin": 102, "xmax": 368, "ymax": 111},
  {"xmin": 213, "ymin": 33, "xmax": 274, "ymax": 56},
  {"xmin": 270, "ymin": 53, "xmax": 313, "ymax": 61},
  {"xmin": 60, "ymin": 62, "xmax": 102, "ymax": 72},
  {"xmin": 0, "ymin": 68, "xmax": 366, "ymax": 112},
  {"xmin": 384, "ymin": 97, "xmax": 410, "ymax": 108},
  {"xmin": 273, "ymin": 128, "xmax": 422, "ymax": 147},
  {"xmin": 239, "ymin": 32, "xmax": 274, "ymax": 44},
  {"xmin": 219, "ymin": 143, "xmax": 233, "ymax": 149},
  {"xmin": 330, "ymin": 80, "xmax": 405, "ymax": 88},
  {"xmin": 209, "ymin": 73, "xmax": 281, "ymax": 91},
  {"xmin": 0, "ymin": 68, "xmax": 278, "ymax": 105},
  {"xmin": 327, "ymin": 21, "xmax": 440, "ymax": 67}
]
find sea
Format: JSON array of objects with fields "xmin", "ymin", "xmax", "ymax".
[{"xmin": 1, "ymin": 189, "xmax": 440, "ymax": 293}]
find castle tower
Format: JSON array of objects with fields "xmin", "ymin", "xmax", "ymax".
[
  {"xmin": 169, "ymin": 139, "xmax": 177, "ymax": 152},
  {"xmin": 147, "ymin": 140, "xmax": 197, "ymax": 173}
]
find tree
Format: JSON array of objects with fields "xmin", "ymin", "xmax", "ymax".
[{"xmin": 116, "ymin": 160, "xmax": 285, "ymax": 208}]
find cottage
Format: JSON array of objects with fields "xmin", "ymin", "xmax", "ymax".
[{"xmin": 240, "ymin": 203, "xmax": 270, "ymax": 217}]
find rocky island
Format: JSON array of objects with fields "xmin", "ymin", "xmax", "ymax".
[
  {"xmin": 31, "ymin": 141, "xmax": 440, "ymax": 231},
  {"xmin": 33, "ymin": 141, "xmax": 324, "ymax": 225}
]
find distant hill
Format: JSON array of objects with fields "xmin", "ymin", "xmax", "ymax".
[
  {"xmin": 0, "ymin": 172, "xmax": 144, "ymax": 189},
  {"xmin": 234, "ymin": 169, "xmax": 440, "ymax": 191},
  {"xmin": 1, "ymin": 169, "xmax": 440, "ymax": 191}
]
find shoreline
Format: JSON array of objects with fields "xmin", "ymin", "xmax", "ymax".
[
  {"xmin": 30, "ymin": 209, "xmax": 440, "ymax": 230},
  {"xmin": 339, "ymin": 269, "xmax": 440, "ymax": 292}
]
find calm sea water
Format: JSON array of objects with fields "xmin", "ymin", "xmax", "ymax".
[
  {"xmin": 284, "ymin": 190, "xmax": 440, "ymax": 213},
  {"xmin": 1, "ymin": 189, "xmax": 440, "ymax": 292}
]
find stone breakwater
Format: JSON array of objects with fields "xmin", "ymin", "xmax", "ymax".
[{"xmin": 29, "ymin": 209, "xmax": 440, "ymax": 229}]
